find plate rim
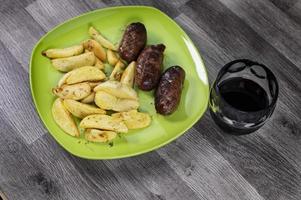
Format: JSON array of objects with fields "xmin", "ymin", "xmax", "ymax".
[{"xmin": 29, "ymin": 5, "xmax": 209, "ymax": 160}]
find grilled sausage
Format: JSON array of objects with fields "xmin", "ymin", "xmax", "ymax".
[
  {"xmin": 135, "ymin": 44, "xmax": 165, "ymax": 91},
  {"xmin": 119, "ymin": 22, "xmax": 147, "ymax": 62},
  {"xmin": 155, "ymin": 66, "xmax": 186, "ymax": 115}
]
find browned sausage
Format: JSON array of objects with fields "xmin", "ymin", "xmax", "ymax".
[
  {"xmin": 155, "ymin": 66, "xmax": 186, "ymax": 115},
  {"xmin": 135, "ymin": 44, "xmax": 165, "ymax": 91},
  {"xmin": 119, "ymin": 22, "xmax": 147, "ymax": 62}
]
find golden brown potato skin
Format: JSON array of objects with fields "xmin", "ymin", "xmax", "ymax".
[
  {"xmin": 155, "ymin": 66, "xmax": 185, "ymax": 115},
  {"xmin": 135, "ymin": 44, "xmax": 165, "ymax": 91},
  {"xmin": 119, "ymin": 22, "xmax": 147, "ymax": 62}
]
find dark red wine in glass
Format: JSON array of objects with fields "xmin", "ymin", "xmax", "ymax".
[{"xmin": 209, "ymin": 59, "xmax": 279, "ymax": 135}]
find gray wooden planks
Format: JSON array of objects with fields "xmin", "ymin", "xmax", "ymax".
[
  {"xmin": 29, "ymin": 134, "xmax": 139, "ymax": 200},
  {"xmin": 25, "ymin": 0, "xmax": 90, "ymax": 31},
  {"xmin": 219, "ymin": 0, "xmax": 301, "ymax": 70},
  {"xmin": 0, "ymin": 112, "xmax": 63, "ymax": 200},
  {"xmin": 269, "ymin": 0, "xmax": 299, "ymax": 12},
  {"xmin": 194, "ymin": 114, "xmax": 301, "ymax": 200},
  {"xmin": 30, "ymin": 134, "xmax": 202, "ymax": 200},
  {"xmin": 0, "ymin": 41, "xmax": 47, "ymax": 144},
  {"xmin": 174, "ymin": 6, "xmax": 301, "ymax": 198},
  {"xmin": 0, "ymin": 0, "xmax": 301, "ymax": 199},
  {"xmin": 102, "ymin": 152, "xmax": 201, "ymax": 200},
  {"xmin": 157, "ymin": 128, "xmax": 265, "ymax": 200},
  {"xmin": 180, "ymin": 0, "xmax": 301, "ymax": 119},
  {"xmin": 0, "ymin": 7, "xmax": 45, "ymax": 71},
  {"xmin": 174, "ymin": 13, "xmax": 301, "ymax": 171},
  {"xmin": 286, "ymin": 0, "xmax": 301, "ymax": 25}
]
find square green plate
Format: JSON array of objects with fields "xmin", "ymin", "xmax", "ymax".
[{"xmin": 30, "ymin": 6, "xmax": 209, "ymax": 159}]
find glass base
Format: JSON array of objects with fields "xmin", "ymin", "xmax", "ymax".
[{"xmin": 209, "ymin": 110, "xmax": 261, "ymax": 135}]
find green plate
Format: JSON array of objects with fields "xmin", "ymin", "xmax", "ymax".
[{"xmin": 30, "ymin": 6, "xmax": 209, "ymax": 159}]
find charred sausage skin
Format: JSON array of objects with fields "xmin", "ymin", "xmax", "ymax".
[
  {"xmin": 155, "ymin": 66, "xmax": 186, "ymax": 115},
  {"xmin": 119, "ymin": 22, "xmax": 147, "ymax": 62},
  {"xmin": 135, "ymin": 44, "xmax": 165, "ymax": 91}
]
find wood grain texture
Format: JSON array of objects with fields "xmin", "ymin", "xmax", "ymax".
[
  {"xmin": 29, "ymin": 134, "xmax": 139, "ymax": 200},
  {"xmin": 157, "ymin": 128, "xmax": 265, "ymax": 200},
  {"xmin": 25, "ymin": 0, "xmax": 90, "ymax": 31},
  {"xmin": 0, "ymin": 0, "xmax": 301, "ymax": 199},
  {"xmin": 180, "ymin": 0, "xmax": 301, "ymax": 119},
  {"xmin": 174, "ymin": 13, "xmax": 301, "ymax": 170},
  {"xmin": 270, "ymin": 0, "xmax": 299, "ymax": 11},
  {"xmin": 219, "ymin": 0, "xmax": 301, "ymax": 70},
  {"xmin": 0, "ymin": 7, "xmax": 44, "ymax": 71},
  {"xmin": 286, "ymin": 1, "xmax": 301, "ymax": 25},
  {"xmin": 0, "ymin": 113, "xmax": 63, "ymax": 200},
  {"xmin": 0, "ymin": 41, "xmax": 47, "ymax": 144}
]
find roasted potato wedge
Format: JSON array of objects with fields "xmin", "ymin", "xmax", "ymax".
[
  {"xmin": 81, "ymin": 92, "xmax": 95, "ymax": 103},
  {"xmin": 120, "ymin": 61, "xmax": 136, "ymax": 87},
  {"xmin": 88, "ymin": 82, "xmax": 101, "ymax": 89},
  {"xmin": 94, "ymin": 80, "xmax": 138, "ymax": 100},
  {"xmin": 80, "ymin": 114, "xmax": 128, "ymax": 133},
  {"xmin": 107, "ymin": 49, "xmax": 119, "ymax": 66},
  {"xmin": 57, "ymin": 71, "xmax": 74, "ymax": 87},
  {"xmin": 63, "ymin": 99, "xmax": 105, "ymax": 118},
  {"xmin": 51, "ymin": 52, "xmax": 96, "ymax": 72},
  {"xmin": 94, "ymin": 91, "xmax": 139, "ymax": 111},
  {"xmin": 85, "ymin": 129, "xmax": 117, "ymax": 143},
  {"xmin": 115, "ymin": 110, "xmax": 151, "ymax": 129},
  {"xmin": 65, "ymin": 66, "xmax": 106, "ymax": 84},
  {"xmin": 88, "ymin": 26, "xmax": 117, "ymax": 51},
  {"xmin": 94, "ymin": 91, "xmax": 117, "ymax": 110},
  {"xmin": 82, "ymin": 39, "xmax": 106, "ymax": 61},
  {"xmin": 43, "ymin": 44, "xmax": 83, "ymax": 58},
  {"xmin": 53, "ymin": 82, "xmax": 91, "ymax": 100},
  {"xmin": 113, "ymin": 99, "xmax": 139, "ymax": 112},
  {"xmin": 110, "ymin": 60, "xmax": 125, "ymax": 81},
  {"xmin": 94, "ymin": 57, "xmax": 105, "ymax": 70},
  {"xmin": 52, "ymin": 98, "xmax": 79, "ymax": 137}
]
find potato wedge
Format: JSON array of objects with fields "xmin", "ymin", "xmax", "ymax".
[
  {"xmin": 94, "ymin": 91, "xmax": 117, "ymax": 110},
  {"xmin": 110, "ymin": 60, "xmax": 125, "ymax": 81},
  {"xmin": 53, "ymin": 82, "xmax": 91, "ymax": 100},
  {"xmin": 89, "ymin": 26, "xmax": 117, "ymax": 51},
  {"xmin": 52, "ymin": 98, "xmax": 79, "ymax": 137},
  {"xmin": 107, "ymin": 49, "xmax": 119, "ymax": 66},
  {"xmin": 120, "ymin": 61, "xmax": 136, "ymax": 87},
  {"xmin": 94, "ymin": 57, "xmax": 105, "ymax": 70},
  {"xmin": 43, "ymin": 44, "xmax": 83, "ymax": 58},
  {"xmin": 63, "ymin": 99, "xmax": 105, "ymax": 118},
  {"xmin": 82, "ymin": 39, "xmax": 106, "ymax": 61},
  {"xmin": 80, "ymin": 114, "xmax": 128, "ymax": 133},
  {"xmin": 85, "ymin": 129, "xmax": 117, "ymax": 143},
  {"xmin": 51, "ymin": 52, "xmax": 96, "ymax": 72},
  {"xmin": 94, "ymin": 80, "xmax": 138, "ymax": 100},
  {"xmin": 57, "ymin": 71, "xmax": 74, "ymax": 87},
  {"xmin": 81, "ymin": 92, "xmax": 95, "ymax": 103},
  {"xmin": 95, "ymin": 91, "xmax": 139, "ymax": 112},
  {"xmin": 114, "ymin": 98, "xmax": 139, "ymax": 112},
  {"xmin": 113, "ymin": 110, "xmax": 151, "ymax": 129},
  {"xmin": 65, "ymin": 66, "xmax": 106, "ymax": 84},
  {"xmin": 88, "ymin": 82, "xmax": 101, "ymax": 89}
]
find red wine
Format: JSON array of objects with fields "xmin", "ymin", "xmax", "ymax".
[{"xmin": 219, "ymin": 77, "xmax": 269, "ymax": 112}]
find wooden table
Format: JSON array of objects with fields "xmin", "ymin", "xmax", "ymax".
[{"xmin": 0, "ymin": 0, "xmax": 300, "ymax": 199}]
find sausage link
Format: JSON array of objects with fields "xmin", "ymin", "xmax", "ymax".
[
  {"xmin": 155, "ymin": 66, "xmax": 186, "ymax": 115},
  {"xmin": 135, "ymin": 44, "xmax": 165, "ymax": 91},
  {"xmin": 119, "ymin": 22, "xmax": 147, "ymax": 62}
]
